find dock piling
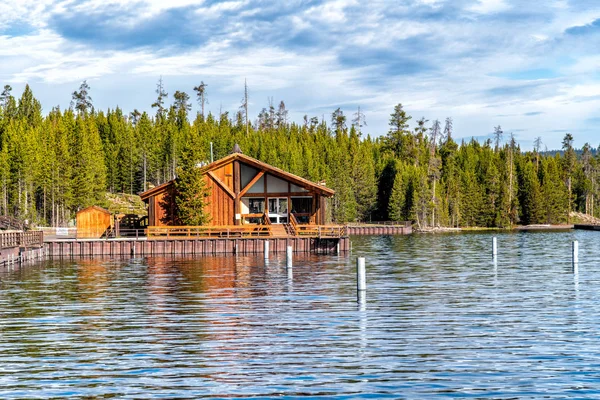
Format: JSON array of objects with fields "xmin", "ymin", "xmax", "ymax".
[
  {"xmin": 286, "ymin": 246, "xmax": 293, "ymax": 268},
  {"xmin": 264, "ymin": 240, "xmax": 270, "ymax": 259},
  {"xmin": 357, "ymin": 257, "xmax": 366, "ymax": 292},
  {"xmin": 573, "ymin": 240, "xmax": 579, "ymax": 265},
  {"xmin": 492, "ymin": 237, "xmax": 498, "ymax": 257}
]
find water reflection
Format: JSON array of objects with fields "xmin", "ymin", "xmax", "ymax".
[{"xmin": 0, "ymin": 231, "xmax": 599, "ymax": 397}]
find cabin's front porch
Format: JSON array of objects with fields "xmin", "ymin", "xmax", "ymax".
[{"xmin": 146, "ymin": 216, "xmax": 346, "ymax": 239}]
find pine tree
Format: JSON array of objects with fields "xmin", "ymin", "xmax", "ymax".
[
  {"xmin": 71, "ymin": 81, "xmax": 93, "ymax": 115},
  {"xmin": 519, "ymin": 161, "xmax": 542, "ymax": 225}
]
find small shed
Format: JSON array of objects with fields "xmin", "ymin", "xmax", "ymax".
[{"xmin": 76, "ymin": 206, "xmax": 112, "ymax": 239}]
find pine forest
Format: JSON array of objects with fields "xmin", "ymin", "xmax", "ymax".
[{"xmin": 0, "ymin": 81, "xmax": 597, "ymax": 228}]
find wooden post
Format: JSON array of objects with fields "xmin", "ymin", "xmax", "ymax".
[{"xmin": 234, "ymin": 160, "xmax": 241, "ymax": 225}]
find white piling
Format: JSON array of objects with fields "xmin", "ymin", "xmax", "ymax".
[
  {"xmin": 286, "ymin": 246, "xmax": 293, "ymax": 268},
  {"xmin": 264, "ymin": 240, "xmax": 270, "ymax": 259},
  {"xmin": 336, "ymin": 242, "xmax": 340, "ymax": 255},
  {"xmin": 573, "ymin": 240, "xmax": 579, "ymax": 265},
  {"xmin": 357, "ymin": 257, "xmax": 366, "ymax": 292},
  {"xmin": 492, "ymin": 237, "xmax": 498, "ymax": 257}
]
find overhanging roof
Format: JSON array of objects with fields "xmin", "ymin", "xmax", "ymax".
[{"xmin": 140, "ymin": 153, "xmax": 335, "ymax": 200}]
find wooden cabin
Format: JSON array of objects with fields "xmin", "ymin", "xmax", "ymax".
[
  {"xmin": 76, "ymin": 205, "xmax": 112, "ymax": 239},
  {"xmin": 140, "ymin": 148, "xmax": 335, "ymax": 227}
]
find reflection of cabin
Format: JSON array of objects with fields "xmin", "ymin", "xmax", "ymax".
[
  {"xmin": 76, "ymin": 206, "xmax": 112, "ymax": 239},
  {"xmin": 140, "ymin": 147, "xmax": 335, "ymax": 227}
]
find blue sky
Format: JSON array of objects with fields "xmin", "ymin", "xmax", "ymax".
[{"xmin": 1, "ymin": 0, "xmax": 599, "ymax": 149}]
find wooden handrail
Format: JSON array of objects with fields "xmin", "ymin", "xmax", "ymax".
[
  {"xmin": 263, "ymin": 212, "xmax": 271, "ymax": 225},
  {"xmin": 146, "ymin": 223, "xmax": 345, "ymax": 240},
  {"xmin": 147, "ymin": 225, "xmax": 273, "ymax": 239},
  {"xmin": 0, "ymin": 231, "xmax": 44, "ymax": 249}
]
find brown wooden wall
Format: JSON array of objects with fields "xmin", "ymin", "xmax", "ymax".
[
  {"xmin": 76, "ymin": 207, "xmax": 111, "ymax": 239},
  {"xmin": 205, "ymin": 174, "xmax": 234, "ymax": 226}
]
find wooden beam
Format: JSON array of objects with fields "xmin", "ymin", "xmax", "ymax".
[
  {"xmin": 234, "ymin": 161, "xmax": 241, "ymax": 225},
  {"xmin": 242, "ymin": 191, "xmax": 315, "ymax": 198},
  {"xmin": 207, "ymin": 171, "xmax": 235, "ymax": 199},
  {"xmin": 239, "ymin": 171, "xmax": 265, "ymax": 198}
]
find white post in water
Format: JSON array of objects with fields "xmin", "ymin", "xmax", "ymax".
[
  {"xmin": 336, "ymin": 241, "xmax": 340, "ymax": 255},
  {"xmin": 264, "ymin": 240, "xmax": 269, "ymax": 259},
  {"xmin": 286, "ymin": 246, "xmax": 293, "ymax": 268},
  {"xmin": 357, "ymin": 257, "xmax": 366, "ymax": 292},
  {"xmin": 492, "ymin": 237, "xmax": 498, "ymax": 257},
  {"xmin": 573, "ymin": 240, "xmax": 579, "ymax": 265}
]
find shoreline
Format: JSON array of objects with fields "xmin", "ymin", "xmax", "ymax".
[{"xmin": 414, "ymin": 224, "xmax": 575, "ymax": 233}]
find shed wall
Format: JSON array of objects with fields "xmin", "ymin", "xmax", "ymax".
[{"xmin": 76, "ymin": 208, "xmax": 111, "ymax": 239}]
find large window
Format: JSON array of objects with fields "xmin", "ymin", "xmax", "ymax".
[
  {"xmin": 291, "ymin": 197, "xmax": 312, "ymax": 223},
  {"xmin": 291, "ymin": 197, "xmax": 311, "ymax": 213}
]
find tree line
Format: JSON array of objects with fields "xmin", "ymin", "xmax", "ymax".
[{"xmin": 0, "ymin": 81, "xmax": 596, "ymax": 227}]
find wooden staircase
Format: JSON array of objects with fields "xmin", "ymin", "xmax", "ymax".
[{"xmin": 269, "ymin": 224, "xmax": 289, "ymax": 238}]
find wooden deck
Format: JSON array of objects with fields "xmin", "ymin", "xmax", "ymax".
[{"xmin": 147, "ymin": 222, "xmax": 347, "ymax": 239}]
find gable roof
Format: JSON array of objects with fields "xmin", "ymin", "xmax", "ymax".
[
  {"xmin": 139, "ymin": 180, "xmax": 174, "ymax": 201},
  {"xmin": 140, "ymin": 153, "xmax": 335, "ymax": 200}
]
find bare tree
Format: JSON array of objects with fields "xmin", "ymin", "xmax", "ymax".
[
  {"xmin": 493, "ymin": 125, "xmax": 503, "ymax": 152},
  {"xmin": 239, "ymin": 79, "xmax": 249, "ymax": 135},
  {"xmin": 352, "ymin": 106, "xmax": 367, "ymax": 136},
  {"xmin": 151, "ymin": 77, "xmax": 168, "ymax": 120},
  {"xmin": 193, "ymin": 81, "xmax": 208, "ymax": 119},
  {"xmin": 533, "ymin": 136, "xmax": 543, "ymax": 172}
]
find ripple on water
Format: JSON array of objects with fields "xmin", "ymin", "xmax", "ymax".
[{"xmin": 1, "ymin": 231, "xmax": 600, "ymax": 397}]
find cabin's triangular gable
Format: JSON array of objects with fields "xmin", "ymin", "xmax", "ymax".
[{"xmin": 201, "ymin": 153, "xmax": 334, "ymax": 196}]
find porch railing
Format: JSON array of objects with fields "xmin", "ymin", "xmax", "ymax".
[
  {"xmin": 147, "ymin": 225, "xmax": 272, "ymax": 239},
  {"xmin": 0, "ymin": 231, "xmax": 44, "ymax": 249}
]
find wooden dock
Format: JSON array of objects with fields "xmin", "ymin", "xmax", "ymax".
[
  {"xmin": 45, "ymin": 237, "xmax": 349, "ymax": 257},
  {"xmin": 574, "ymin": 224, "xmax": 600, "ymax": 231},
  {"xmin": 346, "ymin": 222, "xmax": 412, "ymax": 235},
  {"xmin": 1, "ymin": 231, "xmax": 46, "ymax": 266}
]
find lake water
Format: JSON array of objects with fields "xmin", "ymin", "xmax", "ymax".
[{"xmin": 1, "ymin": 231, "xmax": 600, "ymax": 398}]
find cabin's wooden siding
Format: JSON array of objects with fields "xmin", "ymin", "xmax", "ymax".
[
  {"xmin": 141, "ymin": 155, "xmax": 333, "ymax": 228},
  {"xmin": 205, "ymin": 174, "xmax": 234, "ymax": 226},
  {"xmin": 76, "ymin": 206, "xmax": 111, "ymax": 239}
]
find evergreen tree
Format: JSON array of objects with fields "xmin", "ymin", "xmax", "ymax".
[
  {"xmin": 519, "ymin": 161, "xmax": 542, "ymax": 225},
  {"xmin": 174, "ymin": 146, "xmax": 210, "ymax": 226},
  {"xmin": 71, "ymin": 80, "xmax": 93, "ymax": 115}
]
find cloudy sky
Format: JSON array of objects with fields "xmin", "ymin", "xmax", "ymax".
[{"xmin": 0, "ymin": 0, "xmax": 599, "ymax": 149}]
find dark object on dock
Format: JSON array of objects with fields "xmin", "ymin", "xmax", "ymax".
[{"xmin": 574, "ymin": 224, "xmax": 600, "ymax": 231}]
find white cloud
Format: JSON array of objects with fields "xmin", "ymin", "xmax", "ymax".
[
  {"xmin": 1, "ymin": 0, "xmax": 600, "ymax": 149},
  {"xmin": 468, "ymin": 0, "xmax": 510, "ymax": 14}
]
